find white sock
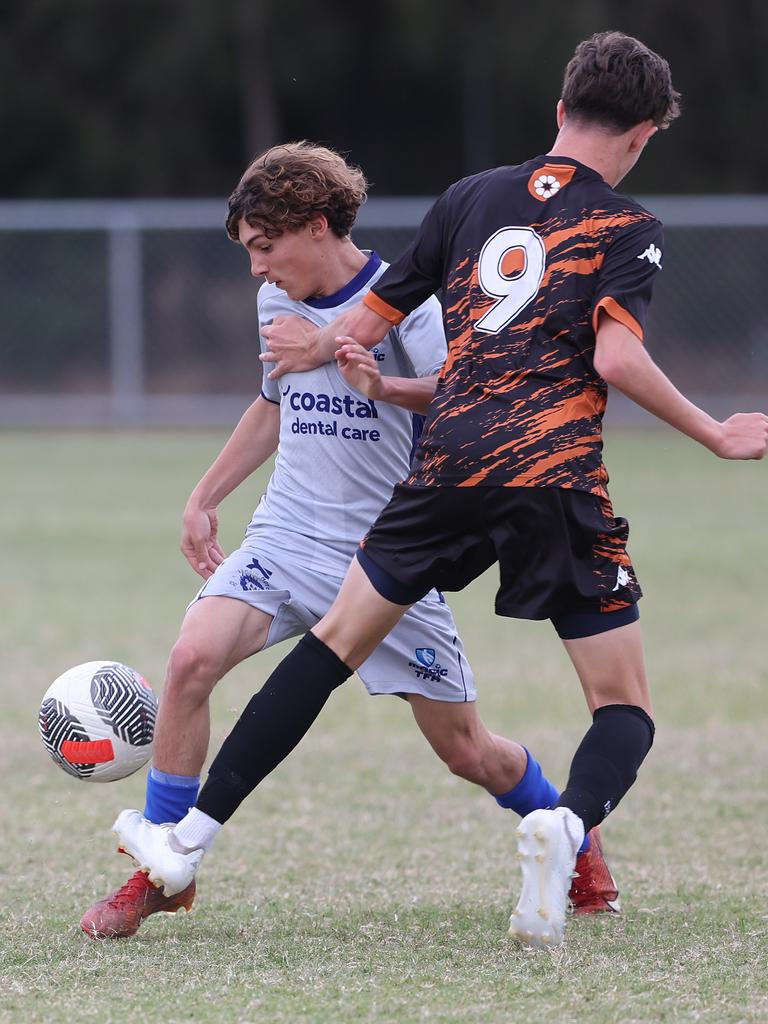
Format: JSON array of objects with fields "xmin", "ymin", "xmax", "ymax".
[
  {"xmin": 171, "ymin": 807, "xmax": 222, "ymax": 852},
  {"xmin": 556, "ymin": 806, "xmax": 586, "ymax": 856}
]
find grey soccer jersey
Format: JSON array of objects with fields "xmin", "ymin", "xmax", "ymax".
[
  {"xmin": 253, "ymin": 253, "xmax": 446, "ymax": 573},
  {"xmin": 196, "ymin": 252, "xmax": 476, "ymax": 701}
]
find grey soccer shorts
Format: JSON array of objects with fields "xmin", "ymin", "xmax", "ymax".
[{"xmin": 192, "ymin": 533, "xmax": 476, "ymax": 702}]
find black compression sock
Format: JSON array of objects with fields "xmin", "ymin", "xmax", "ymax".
[
  {"xmin": 556, "ymin": 704, "xmax": 655, "ymax": 832},
  {"xmin": 196, "ymin": 632, "xmax": 352, "ymax": 824}
]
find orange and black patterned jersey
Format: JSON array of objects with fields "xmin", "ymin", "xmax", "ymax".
[{"xmin": 363, "ymin": 156, "xmax": 664, "ymax": 497}]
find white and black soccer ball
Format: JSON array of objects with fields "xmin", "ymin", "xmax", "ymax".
[{"xmin": 38, "ymin": 661, "xmax": 158, "ymax": 782}]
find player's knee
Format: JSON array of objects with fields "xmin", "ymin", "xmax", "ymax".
[{"xmin": 165, "ymin": 637, "xmax": 221, "ymax": 705}]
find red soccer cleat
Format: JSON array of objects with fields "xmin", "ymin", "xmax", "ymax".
[
  {"xmin": 568, "ymin": 825, "xmax": 621, "ymax": 914},
  {"xmin": 80, "ymin": 870, "xmax": 196, "ymax": 939}
]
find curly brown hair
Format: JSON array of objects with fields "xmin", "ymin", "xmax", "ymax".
[
  {"xmin": 226, "ymin": 141, "xmax": 368, "ymax": 241},
  {"xmin": 562, "ymin": 31, "xmax": 681, "ymax": 132}
]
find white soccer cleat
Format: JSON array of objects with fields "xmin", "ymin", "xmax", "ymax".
[
  {"xmin": 112, "ymin": 808, "xmax": 205, "ymax": 897},
  {"xmin": 508, "ymin": 806, "xmax": 584, "ymax": 949}
]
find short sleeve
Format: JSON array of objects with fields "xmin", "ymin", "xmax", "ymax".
[
  {"xmin": 396, "ymin": 294, "xmax": 447, "ymax": 377},
  {"xmin": 592, "ymin": 216, "xmax": 664, "ymax": 341},
  {"xmin": 364, "ymin": 186, "xmax": 453, "ymax": 322},
  {"xmin": 257, "ymin": 287, "xmax": 297, "ymax": 403}
]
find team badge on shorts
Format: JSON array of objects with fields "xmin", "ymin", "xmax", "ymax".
[
  {"xmin": 408, "ymin": 647, "xmax": 448, "ymax": 683},
  {"xmin": 231, "ymin": 556, "xmax": 274, "ymax": 593}
]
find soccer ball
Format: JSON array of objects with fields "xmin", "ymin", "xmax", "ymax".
[{"xmin": 38, "ymin": 661, "xmax": 158, "ymax": 782}]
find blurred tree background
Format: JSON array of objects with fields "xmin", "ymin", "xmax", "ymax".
[{"xmin": 2, "ymin": 0, "xmax": 766, "ymax": 199}]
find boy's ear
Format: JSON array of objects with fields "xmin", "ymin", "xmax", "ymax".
[{"xmin": 308, "ymin": 213, "xmax": 329, "ymax": 238}]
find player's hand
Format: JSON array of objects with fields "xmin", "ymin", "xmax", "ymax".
[
  {"xmin": 260, "ymin": 315, "xmax": 322, "ymax": 379},
  {"xmin": 181, "ymin": 504, "xmax": 227, "ymax": 579},
  {"xmin": 712, "ymin": 412, "xmax": 768, "ymax": 460},
  {"xmin": 336, "ymin": 338, "xmax": 386, "ymax": 400}
]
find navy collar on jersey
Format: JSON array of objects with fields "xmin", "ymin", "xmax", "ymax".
[{"xmin": 303, "ymin": 251, "xmax": 382, "ymax": 308}]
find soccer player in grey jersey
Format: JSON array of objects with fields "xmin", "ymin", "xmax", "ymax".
[{"xmin": 83, "ymin": 143, "xmax": 618, "ymax": 939}]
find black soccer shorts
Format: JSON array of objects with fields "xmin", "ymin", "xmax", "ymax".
[{"xmin": 357, "ymin": 483, "xmax": 642, "ymax": 640}]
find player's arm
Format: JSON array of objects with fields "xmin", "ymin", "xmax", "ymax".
[
  {"xmin": 260, "ymin": 305, "xmax": 392, "ymax": 380},
  {"xmin": 336, "ymin": 339, "xmax": 437, "ymax": 414},
  {"xmin": 182, "ymin": 396, "xmax": 281, "ymax": 578},
  {"xmin": 594, "ymin": 314, "xmax": 768, "ymax": 459},
  {"xmin": 260, "ymin": 189, "xmax": 450, "ymax": 379}
]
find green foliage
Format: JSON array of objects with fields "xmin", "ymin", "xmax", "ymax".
[{"xmin": 2, "ymin": 1, "xmax": 767, "ymax": 197}]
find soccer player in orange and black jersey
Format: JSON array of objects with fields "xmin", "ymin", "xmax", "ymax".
[
  {"xmin": 113, "ymin": 32, "xmax": 768, "ymax": 950},
  {"xmin": 370, "ymin": 159, "xmax": 661, "ymax": 500},
  {"xmin": 355, "ymin": 156, "xmax": 665, "ymax": 622}
]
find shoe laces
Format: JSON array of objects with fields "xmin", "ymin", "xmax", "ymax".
[{"xmin": 104, "ymin": 871, "xmax": 153, "ymax": 909}]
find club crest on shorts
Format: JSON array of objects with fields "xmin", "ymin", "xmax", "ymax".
[
  {"xmin": 232, "ymin": 556, "xmax": 274, "ymax": 592},
  {"xmin": 414, "ymin": 648, "xmax": 436, "ymax": 668}
]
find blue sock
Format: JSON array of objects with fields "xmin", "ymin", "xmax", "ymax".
[
  {"xmin": 144, "ymin": 767, "xmax": 200, "ymax": 825},
  {"xmin": 494, "ymin": 749, "xmax": 589, "ymax": 853}
]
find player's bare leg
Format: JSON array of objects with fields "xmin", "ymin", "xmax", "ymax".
[
  {"xmin": 408, "ymin": 696, "xmax": 527, "ymax": 793},
  {"xmin": 153, "ymin": 596, "xmax": 274, "ymax": 775},
  {"xmin": 561, "ymin": 618, "xmax": 651, "ymax": 716},
  {"xmin": 81, "ymin": 597, "xmax": 272, "ymax": 939},
  {"xmin": 313, "ymin": 555, "xmax": 411, "ymax": 668}
]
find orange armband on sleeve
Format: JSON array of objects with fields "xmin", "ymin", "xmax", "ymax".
[{"xmin": 363, "ymin": 291, "xmax": 406, "ymax": 325}]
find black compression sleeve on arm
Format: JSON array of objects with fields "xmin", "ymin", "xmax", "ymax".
[
  {"xmin": 556, "ymin": 704, "xmax": 655, "ymax": 832},
  {"xmin": 196, "ymin": 632, "xmax": 352, "ymax": 824}
]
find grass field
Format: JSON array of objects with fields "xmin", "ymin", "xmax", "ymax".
[{"xmin": 2, "ymin": 429, "xmax": 767, "ymax": 1024}]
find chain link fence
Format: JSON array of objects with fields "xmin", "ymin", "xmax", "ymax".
[{"xmin": 1, "ymin": 197, "xmax": 766, "ymax": 425}]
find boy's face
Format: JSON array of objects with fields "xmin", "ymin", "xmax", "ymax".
[{"xmin": 238, "ymin": 219, "xmax": 322, "ymax": 301}]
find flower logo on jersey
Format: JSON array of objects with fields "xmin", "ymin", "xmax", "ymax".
[
  {"xmin": 637, "ymin": 244, "xmax": 663, "ymax": 269},
  {"xmin": 415, "ymin": 648, "xmax": 436, "ymax": 668},
  {"xmin": 533, "ymin": 174, "xmax": 561, "ymax": 198}
]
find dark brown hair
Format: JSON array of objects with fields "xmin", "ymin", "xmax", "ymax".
[
  {"xmin": 226, "ymin": 141, "xmax": 368, "ymax": 241},
  {"xmin": 561, "ymin": 31, "xmax": 681, "ymax": 132}
]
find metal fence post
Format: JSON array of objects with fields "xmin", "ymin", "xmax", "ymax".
[{"xmin": 108, "ymin": 214, "xmax": 144, "ymax": 425}]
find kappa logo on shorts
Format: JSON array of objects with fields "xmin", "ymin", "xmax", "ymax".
[
  {"xmin": 612, "ymin": 566, "xmax": 631, "ymax": 591},
  {"xmin": 233, "ymin": 557, "xmax": 274, "ymax": 593}
]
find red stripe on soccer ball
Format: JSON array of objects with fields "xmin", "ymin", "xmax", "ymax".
[{"xmin": 61, "ymin": 739, "xmax": 115, "ymax": 764}]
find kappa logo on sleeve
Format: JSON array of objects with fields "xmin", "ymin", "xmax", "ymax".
[{"xmin": 637, "ymin": 244, "xmax": 662, "ymax": 268}]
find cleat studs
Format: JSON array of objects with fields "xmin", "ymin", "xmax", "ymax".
[
  {"xmin": 537, "ymin": 908, "xmax": 549, "ymax": 919},
  {"xmin": 534, "ymin": 830, "xmax": 546, "ymax": 842},
  {"xmin": 535, "ymin": 853, "xmax": 545, "ymax": 863},
  {"xmin": 516, "ymin": 851, "xmax": 525, "ymax": 861}
]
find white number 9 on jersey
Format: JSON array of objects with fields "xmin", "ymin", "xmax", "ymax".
[{"xmin": 476, "ymin": 226, "xmax": 546, "ymax": 334}]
